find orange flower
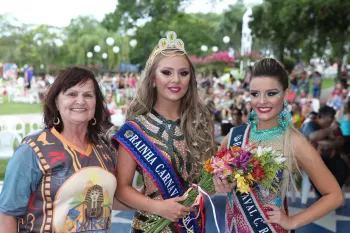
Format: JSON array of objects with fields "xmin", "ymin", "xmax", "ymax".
[
  {"xmin": 230, "ymin": 146, "xmax": 242, "ymax": 152},
  {"xmin": 204, "ymin": 158, "xmax": 214, "ymax": 173}
]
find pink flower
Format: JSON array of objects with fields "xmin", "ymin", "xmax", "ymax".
[
  {"xmin": 222, "ymin": 153, "xmax": 235, "ymax": 165},
  {"xmin": 217, "ymin": 165, "xmax": 233, "ymax": 179},
  {"xmin": 212, "ymin": 157, "xmax": 228, "ymax": 173}
]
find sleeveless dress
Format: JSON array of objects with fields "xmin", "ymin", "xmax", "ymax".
[
  {"xmin": 225, "ymin": 124, "xmax": 292, "ymax": 233},
  {"xmin": 119, "ymin": 110, "xmax": 203, "ymax": 233}
]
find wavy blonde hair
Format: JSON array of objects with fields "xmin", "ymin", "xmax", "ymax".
[{"xmin": 126, "ymin": 47, "xmax": 216, "ymax": 183}]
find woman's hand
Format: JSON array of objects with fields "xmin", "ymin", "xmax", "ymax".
[
  {"xmin": 263, "ymin": 204, "xmax": 296, "ymax": 230},
  {"xmin": 213, "ymin": 176, "xmax": 236, "ymax": 193},
  {"xmin": 154, "ymin": 195, "xmax": 193, "ymax": 222}
]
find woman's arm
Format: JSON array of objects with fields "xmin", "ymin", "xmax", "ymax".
[
  {"xmin": 292, "ymin": 133, "xmax": 343, "ymax": 227},
  {"xmin": 0, "ymin": 214, "xmax": 17, "ymax": 233},
  {"xmin": 116, "ymin": 146, "xmax": 192, "ymax": 222},
  {"xmin": 265, "ymin": 133, "xmax": 343, "ymax": 229},
  {"xmin": 0, "ymin": 144, "xmax": 43, "ymax": 233}
]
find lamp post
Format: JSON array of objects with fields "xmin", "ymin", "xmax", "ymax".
[
  {"xmin": 223, "ymin": 36, "xmax": 230, "ymax": 44},
  {"xmin": 94, "ymin": 45, "xmax": 101, "ymax": 53},
  {"xmin": 201, "ymin": 45, "xmax": 208, "ymax": 53},
  {"xmin": 86, "ymin": 52, "xmax": 93, "ymax": 66},
  {"xmin": 113, "ymin": 46, "xmax": 120, "ymax": 54},
  {"xmin": 87, "ymin": 52, "xmax": 93, "ymax": 58},
  {"xmin": 130, "ymin": 39, "xmax": 138, "ymax": 48},
  {"xmin": 102, "ymin": 53, "xmax": 108, "ymax": 70},
  {"xmin": 106, "ymin": 37, "xmax": 114, "ymax": 46}
]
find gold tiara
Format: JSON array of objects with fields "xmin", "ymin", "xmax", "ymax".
[
  {"xmin": 147, "ymin": 31, "xmax": 186, "ymax": 67},
  {"xmin": 158, "ymin": 31, "xmax": 185, "ymax": 52}
]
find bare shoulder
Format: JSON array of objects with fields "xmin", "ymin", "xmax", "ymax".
[{"xmin": 289, "ymin": 129, "xmax": 318, "ymax": 166}]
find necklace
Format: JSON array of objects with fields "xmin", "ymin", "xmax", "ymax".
[{"xmin": 249, "ymin": 122, "xmax": 285, "ymax": 143}]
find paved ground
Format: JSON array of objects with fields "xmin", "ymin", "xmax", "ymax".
[{"xmin": 109, "ymin": 193, "xmax": 350, "ymax": 233}]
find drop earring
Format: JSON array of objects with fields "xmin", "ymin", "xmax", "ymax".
[{"xmin": 277, "ymin": 101, "xmax": 292, "ymax": 129}]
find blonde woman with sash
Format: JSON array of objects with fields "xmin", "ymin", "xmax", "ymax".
[
  {"xmin": 113, "ymin": 31, "xmax": 216, "ymax": 233},
  {"xmin": 213, "ymin": 58, "xmax": 343, "ymax": 232}
]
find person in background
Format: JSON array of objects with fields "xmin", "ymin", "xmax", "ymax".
[
  {"xmin": 301, "ymin": 106, "xmax": 348, "ymax": 199},
  {"xmin": 339, "ymin": 99, "xmax": 350, "ymax": 156},
  {"xmin": 0, "ymin": 66, "xmax": 127, "ymax": 233},
  {"xmin": 105, "ymin": 91, "xmax": 118, "ymax": 115},
  {"xmin": 311, "ymin": 71, "xmax": 322, "ymax": 99},
  {"xmin": 221, "ymin": 108, "xmax": 243, "ymax": 136},
  {"xmin": 24, "ymin": 65, "xmax": 34, "ymax": 95},
  {"xmin": 297, "ymin": 71, "xmax": 309, "ymax": 96},
  {"xmin": 301, "ymin": 111, "xmax": 317, "ymax": 130},
  {"xmin": 292, "ymin": 103, "xmax": 305, "ymax": 130},
  {"xmin": 221, "ymin": 91, "xmax": 234, "ymax": 120}
]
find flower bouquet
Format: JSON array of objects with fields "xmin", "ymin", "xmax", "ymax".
[
  {"xmin": 213, "ymin": 145, "xmax": 287, "ymax": 207},
  {"xmin": 142, "ymin": 145, "xmax": 287, "ymax": 233}
]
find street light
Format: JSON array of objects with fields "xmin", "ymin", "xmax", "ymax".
[
  {"xmin": 223, "ymin": 36, "xmax": 230, "ymax": 44},
  {"xmin": 130, "ymin": 39, "xmax": 138, "ymax": 48},
  {"xmin": 113, "ymin": 46, "xmax": 120, "ymax": 54},
  {"xmin": 102, "ymin": 53, "xmax": 108, "ymax": 59},
  {"xmin": 54, "ymin": 39, "xmax": 63, "ymax": 47},
  {"xmin": 200, "ymin": 45, "xmax": 208, "ymax": 52},
  {"xmin": 106, "ymin": 37, "xmax": 114, "ymax": 46},
  {"xmin": 87, "ymin": 52, "xmax": 93, "ymax": 58},
  {"xmin": 94, "ymin": 45, "xmax": 101, "ymax": 53},
  {"xmin": 212, "ymin": 46, "xmax": 219, "ymax": 52}
]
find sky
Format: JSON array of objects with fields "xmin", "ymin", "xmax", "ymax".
[{"xmin": 0, "ymin": 0, "xmax": 262, "ymax": 28}]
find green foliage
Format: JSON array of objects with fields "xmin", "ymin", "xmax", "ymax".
[
  {"xmin": 0, "ymin": 159, "xmax": 9, "ymax": 180},
  {"xmin": 283, "ymin": 56, "xmax": 296, "ymax": 74}
]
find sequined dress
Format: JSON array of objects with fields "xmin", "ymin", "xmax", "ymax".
[
  {"xmin": 128, "ymin": 110, "xmax": 202, "ymax": 233},
  {"xmin": 226, "ymin": 123, "xmax": 291, "ymax": 233}
]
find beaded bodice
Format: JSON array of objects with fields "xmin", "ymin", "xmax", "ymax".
[{"xmin": 245, "ymin": 123, "xmax": 287, "ymax": 207}]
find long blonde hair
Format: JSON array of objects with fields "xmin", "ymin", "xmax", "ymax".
[{"xmin": 126, "ymin": 48, "xmax": 216, "ymax": 183}]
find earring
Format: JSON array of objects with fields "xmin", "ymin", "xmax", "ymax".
[
  {"xmin": 91, "ymin": 117, "xmax": 97, "ymax": 126},
  {"xmin": 53, "ymin": 117, "xmax": 60, "ymax": 125},
  {"xmin": 248, "ymin": 109, "xmax": 258, "ymax": 125},
  {"xmin": 278, "ymin": 101, "xmax": 292, "ymax": 129},
  {"xmin": 153, "ymin": 83, "xmax": 156, "ymax": 88}
]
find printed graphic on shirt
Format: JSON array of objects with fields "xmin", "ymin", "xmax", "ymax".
[{"xmin": 53, "ymin": 167, "xmax": 116, "ymax": 233}]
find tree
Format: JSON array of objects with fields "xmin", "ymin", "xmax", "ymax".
[
  {"xmin": 249, "ymin": 0, "xmax": 308, "ymax": 63},
  {"xmin": 303, "ymin": 0, "xmax": 350, "ymax": 78},
  {"xmin": 63, "ymin": 16, "xmax": 128, "ymax": 71}
]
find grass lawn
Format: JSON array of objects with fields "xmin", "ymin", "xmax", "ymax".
[
  {"xmin": 322, "ymin": 79, "xmax": 335, "ymax": 89},
  {"xmin": 0, "ymin": 159, "xmax": 9, "ymax": 180},
  {"xmin": 0, "ymin": 97, "xmax": 42, "ymax": 115}
]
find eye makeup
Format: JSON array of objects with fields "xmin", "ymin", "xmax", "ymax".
[
  {"xmin": 250, "ymin": 89, "xmax": 282, "ymax": 98},
  {"xmin": 160, "ymin": 69, "xmax": 190, "ymax": 77},
  {"xmin": 160, "ymin": 70, "xmax": 172, "ymax": 76}
]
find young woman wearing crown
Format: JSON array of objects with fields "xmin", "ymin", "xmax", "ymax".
[{"xmin": 112, "ymin": 31, "xmax": 216, "ymax": 232}]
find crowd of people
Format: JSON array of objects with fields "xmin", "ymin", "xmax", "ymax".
[{"xmin": 0, "ymin": 30, "xmax": 349, "ymax": 233}]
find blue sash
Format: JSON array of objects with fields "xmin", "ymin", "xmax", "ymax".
[
  {"xmin": 114, "ymin": 121, "xmax": 201, "ymax": 233},
  {"xmin": 228, "ymin": 124, "xmax": 289, "ymax": 233}
]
